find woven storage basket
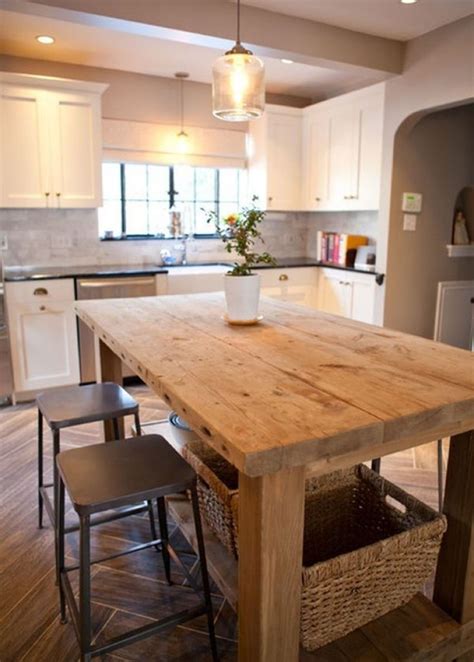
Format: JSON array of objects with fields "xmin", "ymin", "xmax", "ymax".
[
  {"xmin": 233, "ymin": 464, "xmax": 446, "ymax": 650},
  {"xmin": 182, "ymin": 440, "xmax": 239, "ymax": 557}
]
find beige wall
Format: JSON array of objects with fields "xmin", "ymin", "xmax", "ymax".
[
  {"xmin": 375, "ymin": 15, "xmax": 474, "ymax": 326},
  {"xmin": 0, "ymin": 55, "xmax": 308, "ymax": 130},
  {"xmin": 384, "ymin": 104, "xmax": 474, "ymax": 339}
]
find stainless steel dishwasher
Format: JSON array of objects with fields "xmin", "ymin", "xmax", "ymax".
[{"xmin": 76, "ymin": 275, "xmax": 156, "ymax": 383}]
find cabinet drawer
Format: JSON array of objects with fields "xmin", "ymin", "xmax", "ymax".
[
  {"xmin": 259, "ymin": 267, "xmax": 317, "ymax": 289},
  {"xmin": 6, "ymin": 278, "xmax": 75, "ymax": 304}
]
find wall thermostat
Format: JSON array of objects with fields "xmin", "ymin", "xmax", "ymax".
[{"xmin": 402, "ymin": 192, "xmax": 423, "ymax": 213}]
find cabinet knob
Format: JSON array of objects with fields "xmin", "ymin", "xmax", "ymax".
[
  {"xmin": 45, "ymin": 192, "xmax": 50, "ymax": 197},
  {"xmin": 344, "ymin": 195, "xmax": 350, "ymax": 200},
  {"xmin": 39, "ymin": 305, "xmax": 46, "ymax": 311},
  {"xmin": 56, "ymin": 192, "xmax": 61, "ymax": 197},
  {"xmin": 33, "ymin": 287, "xmax": 48, "ymax": 296},
  {"xmin": 268, "ymin": 197, "xmax": 273, "ymax": 203},
  {"xmin": 315, "ymin": 197, "xmax": 321, "ymax": 202},
  {"xmin": 279, "ymin": 274, "xmax": 289, "ymax": 282}
]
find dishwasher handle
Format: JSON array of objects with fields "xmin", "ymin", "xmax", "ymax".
[{"xmin": 78, "ymin": 277, "xmax": 156, "ymax": 289}]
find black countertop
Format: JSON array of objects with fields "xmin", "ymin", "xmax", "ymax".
[{"xmin": 4, "ymin": 258, "xmax": 376, "ymax": 282}]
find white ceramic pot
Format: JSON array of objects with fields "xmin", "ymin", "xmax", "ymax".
[{"xmin": 224, "ymin": 273, "xmax": 261, "ymax": 322}]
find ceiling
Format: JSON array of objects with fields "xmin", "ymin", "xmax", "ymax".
[
  {"xmin": 241, "ymin": 0, "xmax": 474, "ymax": 41},
  {"xmin": 0, "ymin": 9, "xmax": 386, "ymax": 100}
]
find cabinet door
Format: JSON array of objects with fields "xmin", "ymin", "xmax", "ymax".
[
  {"xmin": 49, "ymin": 90, "xmax": 103, "ymax": 207},
  {"xmin": 0, "ymin": 85, "xmax": 51, "ymax": 207},
  {"xmin": 351, "ymin": 98, "xmax": 383, "ymax": 210},
  {"xmin": 327, "ymin": 107, "xmax": 358, "ymax": 208},
  {"xmin": 303, "ymin": 113, "xmax": 330, "ymax": 210},
  {"xmin": 9, "ymin": 300, "xmax": 80, "ymax": 392},
  {"xmin": 266, "ymin": 114, "xmax": 301, "ymax": 210},
  {"xmin": 350, "ymin": 277, "xmax": 375, "ymax": 324},
  {"xmin": 318, "ymin": 271, "xmax": 352, "ymax": 317}
]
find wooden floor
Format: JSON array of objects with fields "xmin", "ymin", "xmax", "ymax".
[{"xmin": 0, "ymin": 384, "xmax": 442, "ymax": 661}]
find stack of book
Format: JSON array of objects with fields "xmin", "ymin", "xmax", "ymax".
[{"xmin": 316, "ymin": 231, "xmax": 368, "ymax": 267}]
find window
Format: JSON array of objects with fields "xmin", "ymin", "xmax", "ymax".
[{"xmin": 99, "ymin": 163, "xmax": 247, "ymax": 238}]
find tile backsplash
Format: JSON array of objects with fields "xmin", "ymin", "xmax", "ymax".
[{"xmin": 0, "ymin": 208, "xmax": 377, "ymax": 267}]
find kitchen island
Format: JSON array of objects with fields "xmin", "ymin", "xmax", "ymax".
[{"xmin": 75, "ymin": 293, "xmax": 474, "ymax": 661}]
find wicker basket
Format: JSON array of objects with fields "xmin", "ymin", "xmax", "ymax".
[
  {"xmin": 233, "ymin": 464, "xmax": 446, "ymax": 650},
  {"xmin": 182, "ymin": 440, "xmax": 239, "ymax": 557}
]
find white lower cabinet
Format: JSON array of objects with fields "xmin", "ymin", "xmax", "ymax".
[
  {"xmin": 317, "ymin": 268, "xmax": 376, "ymax": 323},
  {"xmin": 6, "ymin": 279, "xmax": 80, "ymax": 394}
]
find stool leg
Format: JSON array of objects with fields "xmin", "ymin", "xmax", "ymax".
[
  {"xmin": 437, "ymin": 439, "xmax": 444, "ymax": 512},
  {"xmin": 157, "ymin": 497, "xmax": 171, "ymax": 584},
  {"xmin": 133, "ymin": 410, "xmax": 159, "ymax": 550},
  {"xmin": 53, "ymin": 430, "xmax": 60, "ymax": 581},
  {"xmin": 79, "ymin": 515, "xmax": 92, "ymax": 662},
  {"xmin": 57, "ymin": 474, "xmax": 67, "ymax": 624},
  {"xmin": 371, "ymin": 458, "xmax": 381, "ymax": 474},
  {"xmin": 38, "ymin": 410, "xmax": 44, "ymax": 528},
  {"xmin": 112, "ymin": 417, "xmax": 120, "ymax": 441},
  {"xmin": 134, "ymin": 411, "xmax": 141, "ymax": 436},
  {"xmin": 190, "ymin": 484, "xmax": 219, "ymax": 662}
]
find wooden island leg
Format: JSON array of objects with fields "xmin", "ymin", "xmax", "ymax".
[
  {"xmin": 99, "ymin": 339, "xmax": 124, "ymax": 441},
  {"xmin": 433, "ymin": 429, "xmax": 474, "ymax": 661},
  {"xmin": 238, "ymin": 466, "xmax": 306, "ymax": 662}
]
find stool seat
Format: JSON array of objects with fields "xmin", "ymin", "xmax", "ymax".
[
  {"xmin": 37, "ymin": 382, "xmax": 138, "ymax": 430},
  {"xmin": 57, "ymin": 434, "xmax": 195, "ymax": 515}
]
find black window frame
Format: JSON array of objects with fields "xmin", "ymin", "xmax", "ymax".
[{"xmin": 101, "ymin": 163, "xmax": 243, "ymax": 239}]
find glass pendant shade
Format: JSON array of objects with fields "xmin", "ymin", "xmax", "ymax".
[
  {"xmin": 212, "ymin": 49, "xmax": 265, "ymax": 122},
  {"xmin": 176, "ymin": 129, "xmax": 189, "ymax": 154}
]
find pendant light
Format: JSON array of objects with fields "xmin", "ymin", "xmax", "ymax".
[
  {"xmin": 175, "ymin": 72, "xmax": 189, "ymax": 153},
  {"xmin": 212, "ymin": 0, "xmax": 265, "ymax": 121}
]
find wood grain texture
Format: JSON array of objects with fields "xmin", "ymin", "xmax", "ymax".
[
  {"xmin": 99, "ymin": 338, "xmax": 124, "ymax": 441},
  {"xmin": 76, "ymin": 294, "xmax": 474, "ymax": 477},
  {"xmin": 238, "ymin": 466, "xmax": 306, "ymax": 662}
]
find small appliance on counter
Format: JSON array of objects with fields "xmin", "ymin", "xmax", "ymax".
[{"xmin": 354, "ymin": 245, "xmax": 376, "ymax": 272}]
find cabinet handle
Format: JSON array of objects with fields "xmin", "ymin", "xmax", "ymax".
[
  {"xmin": 33, "ymin": 287, "xmax": 48, "ymax": 296},
  {"xmin": 279, "ymin": 274, "xmax": 289, "ymax": 282}
]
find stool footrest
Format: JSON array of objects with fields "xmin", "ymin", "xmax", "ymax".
[
  {"xmin": 60, "ymin": 569, "xmax": 207, "ymax": 658},
  {"xmin": 65, "ymin": 537, "xmax": 164, "ymax": 571},
  {"xmin": 92, "ymin": 604, "xmax": 208, "ymax": 657}
]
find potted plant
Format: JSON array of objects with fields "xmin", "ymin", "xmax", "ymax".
[{"xmin": 206, "ymin": 198, "xmax": 275, "ymax": 322}]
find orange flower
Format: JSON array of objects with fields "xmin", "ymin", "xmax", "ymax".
[{"xmin": 224, "ymin": 213, "xmax": 238, "ymax": 226}]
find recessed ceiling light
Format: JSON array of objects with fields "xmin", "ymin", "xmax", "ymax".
[
  {"xmin": 400, "ymin": 0, "xmax": 417, "ymax": 4},
  {"xmin": 281, "ymin": 58, "xmax": 294, "ymax": 64},
  {"xmin": 36, "ymin": 35, "xmax": 55, "ymax": 44}
]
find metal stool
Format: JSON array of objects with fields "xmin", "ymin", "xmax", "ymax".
[
  {"xmin": 56, "ymin": 434, "xmax": 219, "ymax": 662},
  {"xmin": 372, "ymin": 438, "xmax": 444, "ymax": 512},
  {"xmin": 37, "ymin": 382, "xmax": 157, "ymax": 546}
]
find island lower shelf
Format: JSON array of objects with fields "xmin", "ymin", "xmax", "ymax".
[{"xmin": 167, "ymin": 494, "xmax": 474, "ymax": 661}]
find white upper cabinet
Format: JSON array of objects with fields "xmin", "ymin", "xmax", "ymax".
[
  {"xmin": 248, "ymin": 105, "xmax": 302, "ymax": 211},
  {"xmin": 0, "ymin": 85, "xmax": 51, "ymax": 207},
  {"xmin": 303, "ymin": 83, "xmax": 385, "ymax": 212},
  {"xmin": 0, "ymin": 73, "xmax": 108, "ymax": 208}
]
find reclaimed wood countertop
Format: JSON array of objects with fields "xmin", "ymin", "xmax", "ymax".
[{"xmin": 75, "ymin": 293, "xmax": 474, "ymax": 478}]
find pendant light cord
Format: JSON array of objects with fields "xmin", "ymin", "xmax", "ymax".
[
  {"xmin": 180, "ymin": 77, "xmax": 184, "ymax": 132},
  {"xmin": 237, "ymin": 0, "xmax": 241, "ymax": 45}
]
